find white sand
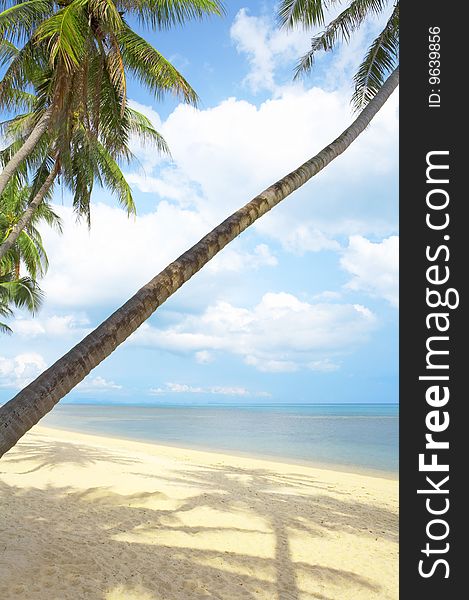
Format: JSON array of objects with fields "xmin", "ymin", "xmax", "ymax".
[{"xmin": 0, "ymin": 426, "xmax": 398, "ymax": 599}]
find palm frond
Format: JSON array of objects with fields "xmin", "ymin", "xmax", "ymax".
[
  {"xmin": 0, "ymin": 88, "xmax": 36, "ymax": 112},
  {"xmin": 0, "ymin": 319, "xmax": 13, "ymax": 334},
  {"xmin": 0, "ymin": 292, "xmax": 14, "ymax": 332},
  {"xmin": 0, "ymin": 111, "xmax": 33, "ymax": 138},
  {"xmin": 106, "ymin": 33, "xmax": 127, "ymax": 115},
  {"xmin": 126, "ymin": 106, "xmax": 170, "ymax": 155},
  {"xmin": 278, "ymin": 0, "xmax": 338, "ymax": 29},
  {"xmin": 29, "ymin": 154, "xmax": 56, "ymax": 201},
  {"xmin": 0, "ymin": 273, "xmax": 44, "ymax": 314},
  {"xmin": 0, "ymin": 124, "xmax": 52, "ymax": 180},
  {"xmin": 0, "ymin": 38, "xmax": 18, "ymax": 67},
  {"xmin": 116, "ymin": 0, "xmax": 224, "ymax": 30},
  {"xmin": 0, "ymin": 172, "xmax": 30, "ymax": 212},
  {"xmin": 294, "ymin": 0, "xmax": 391, "ymax": 77},
  {"xmin": 0, "ymin": 39, "xmax": 43, "ymax": 108},
  {"xmin": 32, "ymin": 200, "xmax": 62, "ymax": 232},
  {"xmin": 89, "ymin": 61, "xmax": 132, "ymax": 158},
  {"xmin": 352, "ymin": 3, "xmax": 398, "ymax": 111},
  {"xmin": 0, "ymin": 0, "xmax": 54, "ymax": 44},
  {"xmin": 88, "ymin": 0, "xmax": 124, "ymax": 33},
  {"xmin": 117, "ymin": 25, "xmax": 198, "ymax": 104},
  {"xmin": 35, "ymin": 0, "xmax": 90, "ymax": 72},
  {"xmin": 95, "ymin": 140, "xmax": 136, "ymax": 214},
  {"xmin": 14, "ymin": 229, "xmax": 49, "ymax": 278},
  {"xmin": 66, "ymin": 129, "xmax": 96, "ymax": 223}
]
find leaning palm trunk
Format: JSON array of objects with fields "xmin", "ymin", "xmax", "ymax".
[
  {"xmin": 0, "ymin": 161, "xmax": 59, "ymax": 261},
  {"xmin": 0, "ymin": 68, "xmax": 399, "ymax": 457},
  {"xmin": 0, "ymin": 108, "xmax": 52, "ymax": 200}
]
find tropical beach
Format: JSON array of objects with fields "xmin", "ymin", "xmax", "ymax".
[
  {"xmin": 0, "ymin": 425, "xmax": 398, "ymax": 600},
  {"xmin": 1, "ymin": 0, "xmax": 399, "ymax": 598}
]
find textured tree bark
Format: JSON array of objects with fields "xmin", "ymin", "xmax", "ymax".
[
  {"xmin": 0, "ymin": 68, "xmax": 399, "ymax": 458},
  {"xmin": 0, "ymin": 108, "xmax": 53, "ymax": 199},
  {"xmin": 0, "ymin": 162, "xmax": 59, "ymax": 261}
]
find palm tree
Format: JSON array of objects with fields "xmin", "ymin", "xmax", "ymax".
[
  {"xmin": 0, "ymin": 0, "xmax": 224, "ymax": 196},
  {"xmin": 0, "ymin": 68, "xmax": 399, "ymax": 456},
  {"xmin": 278, "ymin": 0, "xmax": 399, "ymax": 110}
]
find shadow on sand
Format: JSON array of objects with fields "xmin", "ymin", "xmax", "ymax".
[{"xmin": 0, "ymin": 437, "xmax": 397, "ymax": 600}]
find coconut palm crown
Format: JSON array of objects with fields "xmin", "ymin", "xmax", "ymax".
[{"xmin": 0, "ymin": 0, "xmax": 225, "ymax": 197}]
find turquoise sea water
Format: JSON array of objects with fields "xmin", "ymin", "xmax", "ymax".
[{"xmin": 41, "ymin": 403, "xmax": 398, "ymax": 475}]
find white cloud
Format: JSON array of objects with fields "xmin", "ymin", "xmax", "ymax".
[
  {"xmin": 77, "ymin": 376, "xmax": 122, "ymax": 393},
  {"xmin": 207, "ymin": 243, "xmax": 277, "ymax": 273},
  {"xmin": 131, "ymin": 292, "xmax": 377, "ymax": 372},
  {"xmin": 195, "ymin": 350, "xmax": 214, "ymax": 364},
  {"xmin": 257, "ymin": 214, "xmax": 398, "ymax": 256},
  {"xmin": 0, "ymin": 353, "xmax": 47, "ymax": 389},
  {"xmin": 230, "ymin": 6, "xmax": 394, "ymax": 96},
  {"xmin": 38, "ymin": 24, "xmax": 397, "ymax": 312},
  {"xmin": 341, "ymin": 235, "xmax": 399, "ymax": 306},
  {"xmin": 244, "ymin": 355, "xmax": 298, "ymax": 373},
  {"xmin": 13, "ymin": 314, "xmax": 90, "ymax": 338},
  {"xmin": 117, "ymin": 90, "xmax": 397, "ymax": 313},
  {"xmin": 149, "ymin": 382, "xmax": 270, "ymax": 397},
  {"xmin": 308, "ymin": 359, "xmax": 340, "ymax": 372},
  {"xmin": 313, "ymin": 290, "xmax": 342, "ymax": 301},
  {"xmin": 160, "ymin": 85, "xmax": 398, "ymax": 234},
  {"xmin": 40, "ymin": 201, "xmax": 278, "ymax": 309},
  {"xmin": 41, "ymin": 201, "xmax": 210, "ymax": 307},
  {"xmin": 125, "ymin": 166, "xmax": 203, "ymax": 208},
  {"xmin": 0, "ymin": 359, "xmax": 121, "ymax": 394},
  {"xmin": 275, "ymin": 225, "xmax": 340, "ymax": 255},
  {"xmin": 230, "ymin": 8, "xmax": 311, "ymax": 93}
]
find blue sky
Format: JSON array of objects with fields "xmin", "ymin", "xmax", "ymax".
[{"xmin": 0, "ymin": 1, "xmax": 398, "ymax": 405}]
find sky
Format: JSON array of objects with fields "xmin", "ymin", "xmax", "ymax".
[{"xmin": 0, "ymin": 1, "xmax": 399, "ymax": 405}]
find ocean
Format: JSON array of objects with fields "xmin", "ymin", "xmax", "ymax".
[{"xmin": 40, "ymin": 403, "xmax": 398, "ymax": 475}]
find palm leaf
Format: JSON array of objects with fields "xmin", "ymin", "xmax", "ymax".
[
  {"xmin": 0, "ymin": 273, "xmax": 43, "ymax": 314},
  {"xmin": 14, "ymin": 228, "xmax": 48, "ymax": 278},
  {"xmin": 0, "ymin": 39, "xmax": 43, "ymax": 108},
  {"xmin": 352, "ymin": 3, "xmax": 398, "ymax": 110},
  {"xmin": 278, "ymin": 0, "xmax": 338, "ymax": 29},
  {"xmin": 0, "ymin": 88, "xmax": 36, "ymax": 112},
  {"xmin": 106, "ymin": 33, "xmax": 127, "ymax": 115},
  {"xmin": 95, "ymin": 140, "xmax": 136, "ymax": 214},
  {"xmin": 35, "ymin": 0, "xmax": 90, "ymax": 72},
  {"xmin": 116, "ymin": 0, "xmax": 224, "ymax": 30},
  {"xmin": 0, "ymin": 38, "xmax": 18, "ymax": 67},
  {"xmin": 0, "ymin": 0, "xmax": 54, "ymax": 44},
  {"xmin": 126, "ymin": 106, "xmax": 170, "ymax": 155},
  {"xmin": 31, "ymin": 199, "xmax": 62, "ymax": 232},
  {"xmin": 294, "ymin": 0, "xmax": 391, "ymax": 76},
  {"xmin": 117, "ymin": 24, "xmax": 198, "ymax": 104},
  {"xmin": 0, "ymin": 123, "xmax": 52, "ymax": 180},
  {"xmin": 88, "ymin": 0, "xmax": 124, "ymax": 32},
  {"xmin": 89, "ymin": 61, "xmax": 132, "ymax": 158}
]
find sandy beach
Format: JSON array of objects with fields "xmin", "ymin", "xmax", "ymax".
[{"xmin": 0, "ymin": 426, "xmax": 398, "ymax": 599}]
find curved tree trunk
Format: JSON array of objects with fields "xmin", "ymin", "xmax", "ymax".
[
  {"xmin": 0, "ymin": 162, "xmax": 59, "ymax": 261},
  {"xmin": 0, "ymin": 108, "xmax": 52, "ymax": 200},
  {"xmin": 0, "ymin": 68, "xmax": 399, "ymax": 458}
]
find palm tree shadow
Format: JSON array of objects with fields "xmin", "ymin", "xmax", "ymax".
[
  {"xmin": 171, "ymin": 464, "xmax": 397, "ymax": 599},
  {"xmin": 0, "ymin": 436, "xmax": 140, "ymax": 474},
  {"xmin": 0, "ymin": 448, "xmax": 397, "ymax": 599}
]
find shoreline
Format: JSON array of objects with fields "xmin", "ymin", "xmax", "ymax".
[
  {"xmin": 36, "ymin": 423, "xmax": 398, "ymax": 480},
  {"xmin": 1, "ymin": 423, "xmax": 398, "ymax": 599}
]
